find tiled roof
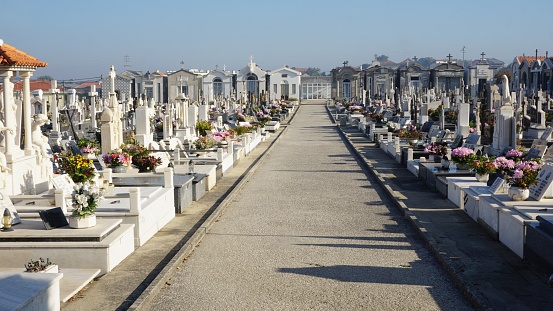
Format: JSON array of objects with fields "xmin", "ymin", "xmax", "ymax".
[
  {"xmin": 74, "ymin": 81, "xmax": 101, "ymax": 89},
  {"xmin": 12, "ymin": 80, "xmax": 53, "ymax": 92},
  {"xmin": 516, "ymin": 55, "xmax": 546, "ymax": 64},
  {"xmin": 0, "ymin": 41, "xmax": 47, "ymax": 67}
]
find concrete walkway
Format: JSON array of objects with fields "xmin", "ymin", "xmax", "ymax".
[{"xmin": 148, "ymin": 104, "xmax": 472, "ymax": 310}]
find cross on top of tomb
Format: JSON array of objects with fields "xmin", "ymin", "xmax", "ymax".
[
  {"xmin": 249, "ymin": 55, "xmax": 254, "ymax": 65},
  {"xmin": 343, "ymin": 60, "xmax": 348, "ymax": 67},
  {"xmin": 413, "ymin": 56, "xmax": 418, "ymax": 62},
  {"xmin": 480, "ymin": 52, "xmax": 486, "ymax": 61},
  {"xmin": 446, "ymin": 54, "xmax": 453, "ymax": 63},
  {"xmin": 180, "ymin": 61, "xmax": 185, "ymax": 69}
]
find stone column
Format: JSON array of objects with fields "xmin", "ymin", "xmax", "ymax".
[
  {"xmin": 20, "ymin": 71, "xmax": 33, "ymax": 155},
  {"xmin": 88, "ymin": 85, "xmax": 98, "ymax": 129},
  {"xmin": 1, "ymin": 71, "xmax": 15, "ymax": 158}
]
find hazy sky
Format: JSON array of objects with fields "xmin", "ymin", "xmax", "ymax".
[{"xmin": 1, "ymin": 0, "xmax": 551, "ymax": 80}]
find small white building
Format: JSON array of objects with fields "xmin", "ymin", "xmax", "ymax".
[
  {"xmin": 236, "ymin": 57, "xmax": 269, "ymax": 105},
  {"xmin": 269, "ymin": 66, "xmax": 301, "ymax": 101},
  {"xmin": 467, "ymin": 55, "xmax": 504, "ymax": 99},
  {"xmin": 167, "ymin": 69, "xmax": 202, "ymax": 103},
  {"xmin": 202, "ymin": 69, "xmax": 234, "ymax": 103}
]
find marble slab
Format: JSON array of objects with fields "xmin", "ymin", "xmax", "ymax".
[
  {"xmin": 447, "ymin": 176, "xmax": 486, "ymax": 209},
  {"xmin": 0, "ymin": 219, "xmax": 122, "ymax": 242},
  {"xmin": 0, "ymin": 271, "xmax": 62, "ymax": 311}
]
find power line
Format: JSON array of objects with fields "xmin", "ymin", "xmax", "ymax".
[{"xmin": 124, "ymin": 54, "xmax": 131, "ymax": 68}]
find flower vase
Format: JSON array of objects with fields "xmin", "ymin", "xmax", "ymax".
[
  {"xmin": 112, "ymin": 166, "xmax": 127, "ymax": 173},
  {"xmin": 508, "ymin": 187, "xmax": 530, "ymax": 201},
  {"xmin": 441, "ymin": 158, "xmax": 450, "ymax": 170},
  {"xmin": 475, "ymin": 173, "xmax": 489, "ymax": 182},
  {"xmin": 69, "ymin": 214, "xmax": 96, "ymax": 229}
]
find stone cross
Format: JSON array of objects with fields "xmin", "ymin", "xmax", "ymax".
[{"xmin": 446, "ymin": 54, "xmax": 453, "ymax": 63}]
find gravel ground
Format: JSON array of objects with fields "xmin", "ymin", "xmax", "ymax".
[{"xmin": 149, "ymin": 104, "xmax": 472, "ymax": 311}]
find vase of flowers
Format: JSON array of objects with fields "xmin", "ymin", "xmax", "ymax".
[
  {"xmin": 451, "ymin": 147, "xmax": 476, "ymax": 170},
  {"xmin": 132, "ymin": 154, "xmax": 162, "ymax": 173},
  {"xmin": 54, "ymin": 152, "xmax": 96, "ymax": 184},
  {"xmin": 424, "ymin": 142, "xmax": 448, "ymax": 163},
  {"xmin": 69, "ymin": 183, "xmax": 103, "ymax": 229},
  {"xmin": 76, "ymin": 137, "xmax": 99, "ymax": 158},
  {"xmin": 506, "ymin": 160, "xmax": 542, "ymax": 201},
  {"xmin": 193, "ymin": 135, "xmax": 217, "ymax": 150},
  {"xmin": 102, "ymin": 151, "xmax": 130, "ymax": 172},
  {"xmin": 469, "ymin": 156, "xmax": 496, "ymax": 182}
]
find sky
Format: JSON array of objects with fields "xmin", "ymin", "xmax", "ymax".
[{"xmin": 1, "ymin": 0, "xmax": 551, "ymax": 80}]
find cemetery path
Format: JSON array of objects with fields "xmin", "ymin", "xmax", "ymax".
[{"xmin": 148, "ymin": 104, "xmax": 472, "ymax": 310}]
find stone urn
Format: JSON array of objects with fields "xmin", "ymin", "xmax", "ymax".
[
  {"xmin": 475, "ymin": 173, "xmax": 489, "ymax": 182},
  {"xmin": 441, "ymin": 158, "xmax": 450, "ymax": 170},
  {"xmin": 508, "ymin": 187, "xmax": 530, "ymax": 201},
  {"xmin": 111, "ymin": 166, "xmax": 127, "ymax": 173},
  {"xmin": 68, "ymin": 214, "xmax": 96, "ymax": 229}
]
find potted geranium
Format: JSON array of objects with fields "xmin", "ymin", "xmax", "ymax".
[
  {"xmin": 469, "ymin": 156, "xmax": 496, "ymax": 182},
  {"xmin": 54, "ymin": 151, "xmax": 96, "ymax": 184},
  {"xmin": 102, "ymin": 150, "xmax": 130, "ymax": 173},
  {"xmin": 507, "ymin": 160, "xmax": 542, "ymax": 201},
  {"xmin": 451, "ymin": 147, "xmax": 477, "ymax": 170},
  {"xmin": 69, "ymin": 182, "xmax": 103, "ymax": 228}
]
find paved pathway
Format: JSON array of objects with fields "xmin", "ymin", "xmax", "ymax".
[{"xmin": 149, "ymin": 104, "xmax": 472, "ymax": 310}]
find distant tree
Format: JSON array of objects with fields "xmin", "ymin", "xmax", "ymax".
[
  {"xmin": 36, "ymin": 75, "xmax": 54, "ymax": 81},
  {"xmin": 495, "ymin": 68, "xmax": 511, "ymax": 84},
  {"xmin": 376, "ymin": 55, "xmax": 389, "ymax": 62},
  {"xmin": 416, "ymin": 57, "xmax": 436, "ymax": 68},
  {"xmin": 320, "ymin": 72, "xmax": 327, "ymax": 76},
  {"xmin": 361, "ymin": 63, "xmax": 371, "ymax": 70},
  {"xmin": 305, "ymin": 67, "xmax": 322, "ymax": 76}
]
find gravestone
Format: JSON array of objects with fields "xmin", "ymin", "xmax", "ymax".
[
  {"xmin": 457, "ymin": 102, "xmax": 471, "ymax": 136},
  {"xmin": 525, "ymin": 145, "xmax": 548, "ymax": 160},
  {"xmin": 450, "ymin": 135, "xmax": 463, "ymax": 149},
  {"xmin": 489, "ymin": 177, "xmax": 507, "ymax": 194},
  {"xmin": 530, "ymin": 165, "xmax": 553, "ymax": 201},
  {"xmin": 420, "ymin": 121, "xmax": 434, "ymax": 133}
]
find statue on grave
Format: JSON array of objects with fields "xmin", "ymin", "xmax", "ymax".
[
  {"xmin": 502, "ymin": 75, "xmax": 511, "ymax": 104},
  {"xmin": 31, "ymin": 114, "xmax": 51, "ymax": 161}
]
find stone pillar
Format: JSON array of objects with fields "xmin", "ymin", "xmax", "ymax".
[
  {"xmin": 21, "ymin": 71, "xmax": 33, "ymax": 155},
  {"xmin": 88, "ymin": 85, "xmax": 98, "ymax": 129},
  {"xmin": 1, "ymin": 71, "xmax": 15, "ymax": 158},
  {"xmin": 457, "ymin": 102, "xmax": 470, "ymax": 137}
]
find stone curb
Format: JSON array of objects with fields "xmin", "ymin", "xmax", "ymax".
[
  {"xmin": 128, "ymin": 106, "xmax": 299, "ymax": 310},
  {"xmin": 326, "ymin": 106, "xmax": 487, "ymax": 310}
]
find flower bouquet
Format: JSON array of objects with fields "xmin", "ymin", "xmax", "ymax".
[
  {"xmin": 469, "ymin": 156, "xmax": 496, "ymax": 175},
  {"xmin": 72, "ymin": 182, "xmax": 103, "ymax": 218},
  {"xmin": 101, "ymin": 151, "xmax": 130, "ymax": 168},
  {"xmin": 132, "ymin": 154, "xmax": 162, "ymax": 172},
  {"xmin": 509, "ymin": 160, "xmax": 542, "ymax": 189},
  {"xmin": 451, "ymin": 147, "xmax": 476, "ymax": 170},
  {"xmin": 424, "ymin": 142, "xmax": 448, "ymax": 156},
  {"xmin": 54, "ymin": 151, "xmax": 96, "ymax": 183},
  {"xmin": 77, "ymin": 137, "xmax": 99, "ymax": 155},
  {"xmin": 193, "ymin": 135, "xmax": 217, "ymax": 150}
]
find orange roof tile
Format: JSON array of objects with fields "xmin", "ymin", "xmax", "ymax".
[
  {"xmin": 0, "ymin": 41, "xmax": 47, "ymax": 68},
  {"xmin": 516, "ymin": 55, "xmax": 546, "ymax": 64},
  {"xmin": 12, "ymin": 80, "xmax": 53, "ymax": 92}
]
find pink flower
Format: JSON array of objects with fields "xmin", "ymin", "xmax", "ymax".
[
  {"xmin": 513, "ymin": 169, "xmax": 524, "ymax": 179},
  {"xmin": 505, "ymin": 149, "xmax": 523, "ymax": 158},
  {"xmin": 493, "ymin": 156, "xmax": 515, "ymax": 170}
]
